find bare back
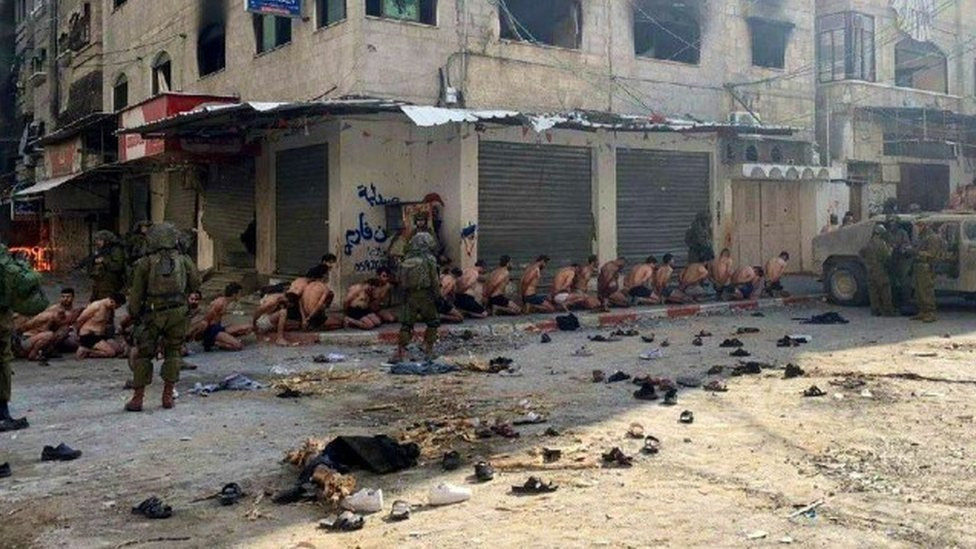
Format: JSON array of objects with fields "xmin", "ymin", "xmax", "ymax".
[
  {"xmin": 552, "ymin": 267, "xmax": 576, "ymax": 295},
  {"xmin": 598, "ymin": 262, "xmax": 622, "ymax": 296},
  {"xmin": 765, "ymin": 257, "xmax": 787, "ymax": 283},
  {"xmin": 624, "ymin": 264, "xmax": 655, "ymax": 290},
  {"xmin": 287, "ymin": 277, "xmax": 310, "ymax": 297},
  {"xmin": 574, "ymin": 264, "xmax": 595, "ymax": 292},
  {"xmin": 680, "ymin": 263, "xmax": 710, "ymax": 288},
  {"xmin": 457, "ymin": 268, "xmax": 481, "ymax": 296},
  {"xmin": 302, "ymin": 281, "xmax": 330, "ymax": 316},
  {"xmin": 78, "ymin": 299, "xmax": 112, "ymax": 336},
  {"xmin": 732, "ymin": 266, "xmax": 758, "ymax": 285},
  {"xmin": 520, "ymin": 264, "xmax": 542, "ymax": 298},
  {"xmin": 653, "ymin": 265, "xmax": 674, "ymax": 293},
  {"xmin": 484, "ymin": 268, "xmax": 511, "ymax": 299},
  {"xmin": 711, "ymin": 256, "xmax": 733, "ymax": 286}
]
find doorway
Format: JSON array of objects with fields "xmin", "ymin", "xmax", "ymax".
[{"xmin": 732, "ymin": 181, "xmax": 803, "ymax": 272}]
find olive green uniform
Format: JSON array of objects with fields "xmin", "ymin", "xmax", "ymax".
[
  {"xmin": 397, "ymin": 233, "xmax": 440, "ymax": 350},
  {"xmin": 860, "ymin": 235, "xmax": 895, "ymax": 316},
  {"xmin": 128, "ymin": 251, "xmax": 200, "ymax": 387},
  {"xmin": 914, "ymin": 230, "xmax": 946, "ymax": 321},
  {"xmin": 0, "ymin": 310, "xmax": 12, "ymax": 403},
  {"xmin": 885, "ymin": 225, "xmax": 914, "ymax": 308},
  {"xmin": 90, "ymin": 243, "xmax": 127, "ymax": 300}
]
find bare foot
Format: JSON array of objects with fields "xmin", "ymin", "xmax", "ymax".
[{"xmin": 275, "ymin": 337, "xmax": 290, "ymax": 347}]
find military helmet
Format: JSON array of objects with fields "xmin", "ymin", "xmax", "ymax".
[
  {"xmin": 94, "ymin": 230, "xmax": 118, "ymax": 243},
  {"xmin": 147, "ymin": 222, "xmax": 182, "ymax": 251}
]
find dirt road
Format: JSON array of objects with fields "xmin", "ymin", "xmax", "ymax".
[{"xmin": 3, "ymin": 303, "xmax": 976, "ymax": 548}]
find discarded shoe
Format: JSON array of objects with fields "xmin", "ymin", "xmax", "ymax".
[
  {"xmin": 660, "ymin": 339, "xmax": 671, "ymax": 348},
  {"xmin": 41, "ymin": 443, "xmax": 81, "ymax": 462},
  {"xmin": 490, "ymin": 424, "xmax": 520, "ymax": 439},
  {"xmin": 679, "ymin": 410, "xmax": 695, "ymax": 424},
  {"xmin": 0, "ymin": 417, "xmax": 29, "ymax": 432},
  {"xmin": 777, "ymin": 336, "xmax": 800, "ymax": 348},
  {"xmin": 601, "ymin": 447, "xmax": 633, "ymax": 468},
  {"xmin": 662, "ymin": 387, "xmax": 678, "ymax": 406},
  {"xmin": 474, "ymin": 461, "xmax": 495, "ymax": 482},
  {"xmin": 611, "ymin": 328, "xmax": 639, "ymax": 337},
  {"xmin": 783, "ymin": 364, "xmax": 805, "ymax": 379},
  {"xmin": 511, "ymin": 476, "xmax": 558, "ymax": 494},
  {"xmin": 642, "ymin": 436, "xmax": 661, "ymax": 455},
  {"xmin": 390, "ymin": 500, "xmax": 411, "ymax": 521},
  {"xmin": 513, "ymin": 412, "xmax": 547, "ymax": 425},
  {"xmin": 641, "ymin": 334, "xmax": 656, "ymax": 343},
  {"xmin": 703, "ymin": 380, "xmax": 728, "ymax": 392},
  {"xmin": 696, "ymin": 330, "xmax": 713, "ymax": 338},
  {"xmin": 319, "ymin": 511, "xmax": 365, "ymax": 531},
  {"xmin": 606, "ymin": 371, "xmax": 631, "ymax": 383},
  {"xmin": 592, "ymin": 370, "xmax": 606, "ymax": 383},
  {"xmin": 218, "ymin": 483, "xmax": 244, "ymax": 506},
  {"xmin": 276, "ymin": 387, "xmax": 303, "ymax": 399},
  {"xmin": 179, "ymin": 361, "xmax": 198, "ymax": 371},
  {"xmin": 803, "ymin": 385, "xmax": 827, "ymax": 398},
  {"xmin": 731, "ymin": 362, "xmax": 762, "ymax": 376},
  {"xmin": 429, "ymin": 483, "xmax": 472, "ymax": 506},
  {"xmin": 0, "ymin": 462, "xmax": 10, "ymax": 478},
  {"xmin": 692, "ymin": 337, "xmax": 704, "ymax": 347},
  {"xmin": 572, "ymin": 346, "xmax": 594, "ymax": 357},
  {"xmin": 737, "ymin": 327, "xmax": 760, "ymax": 334},
  {"xmin": 639, "ymin": 349, "xmax": 664, "ymax": 361},
  {"xmin": 706, "ymin": 365, "xmax": 725, "ymax": 375},
  {"xmin": 730, "ymin": 348, "xmax": 751, "ymax": 358},
  {"xmin": 342, "ymin": 488, "xmax": 384, "ymax": 514},
  {"xmin": 719, "ymin": 338, "xmax": 744, "ymax": 348},
  {"xmin": 543, "ymin": 427, "xmax": 561, "ymax": 437},
  {"xmin": 633, "ymin": 382, "xmax": 659, "ymax": 401},
  {"xmin": 540, "ymin": 333, "xmax": 552, "ymax": 344},
  {"xmin": 542, "ymin": 448, "xmax": 562, "ymax": 463},
  {"xmin": 589, "ymin": 335, "xmax": 620, "ymax": 343},
  {"xmin": 627, "ymin": 422, "xmax": 645, "ymax": 439},
  {"xmin": 798, "ymin": 312, "xmax": 849, "ymax": 325},
  {"xmin": 132, "ymin": 497, "xmax": 172, "ymax": 520},
  {"xmin": 752, "ymin": 312, "xmax": 765, "ymax": 317},
  {"xmin": 442, "ymin": 450, "xmax": 462, "ymax": 471}
]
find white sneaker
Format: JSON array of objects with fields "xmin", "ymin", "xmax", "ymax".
[
  {"xmin": 639, "ymin": 349, "xmax": 664, "ymax": 360},
  {"xmin": 428, "ymin": 483, "xmax": 471, "ymax": 506},
  {"xmin": 341, "ymin": 488, "xmax": 384, "ymax": 514}
]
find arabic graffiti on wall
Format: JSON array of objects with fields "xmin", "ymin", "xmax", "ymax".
[
  {"xmin": 354, "ymin": 246, "xmax": 388, "ymax": 273},
  {"xmin": 344, "ymin": 184, "xmax": 401, "ymax": 258}
]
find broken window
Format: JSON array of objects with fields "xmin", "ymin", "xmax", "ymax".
[
  {"xmin": 498, "ymin": 0, "xmax": 581, "ymax": 49},
  {"xmin": 113, "ymin": 73, "xmax": 128, "ymax": 110},
  {"xmin": 749, "ymin": 18, "xmax": 791, "ymax": 69},
  {"xmin": 197, "ymin": 23, "xmax": 225, "ymax": 76},
  {"xmin": 818, "ymin": 12, "xmax": 875, "ymax": 82},
  {"xmin": 895, "ymin": 38, "xmax": 947, "ymax": 93},
  {"xmin": 151, "ymin": 52, "xmax": 171, "ymax": 95},
  {"xmin": 366, "ymin": 0, "xmax": 437, "ymax": 25},
  {"xmin": 317, "ymin": 0, "xmax": 346, "ymax": 27},
  {"xmin": 633, "ymin": 0, "xmax": 700, "ymax": 64},
  {"xmin": 253, "ymin": 14, "xmax": 292, "ymax": 54}
]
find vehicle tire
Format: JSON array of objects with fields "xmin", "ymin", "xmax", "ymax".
[{"xmin": 824, "ymin": 260, "xmax": 868, "ymax": 306}]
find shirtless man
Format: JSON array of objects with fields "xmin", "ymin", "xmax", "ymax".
[
  {"xmin": 484, "ymin": 256, "xmax": 522, "ymax": 316},
  {"xmin": 598, "ymin": 258, "xmax": 629, "ymax": 309},
  {"xmin": 521, "ymin": 255, "xmax": 556, "ymax": 314},
  {"xmin": 201, "ymin": 283, "xmax": 253, "ymax": 352},
  {"xmin": 653, "ymin": 254, "xmax": 676, "ymax": 302},
  {"xmin": 17, "ymin": 288, "xmax": 82, "ymax": 358},
  {"xmin": 75, "ymin": 293, "xmax": 126, "ymax": 358},
  {"xmin": 762, "ymin": 252, "xmax": 791, "ymax": 297},
  {"xmin": 302, "ymin": 276, "xmax": 342, "ymax": 331},
  {"xmin": 729, "ymin": 265, "xmax": 765, "ymax": 301},
  {"xmin": 572, "ymin": 255, "xmax": 602, "ymax": 309},
  {"xmin": 369, "ymin": 267, "xmax": 398, "ymax": 324},
  {"xmin": 186, "ymin": 291, "xmax": 207, "ymax": 341},
  {"xmin": 437, "ymin": 267, "xmax": 465, "ymax": 324},
  {"xmin": 15, "ymin": 308, "xmax": 66, "ymax": 361},
  {"xmin": 672, "ymin": 262, "xmax": 711, "ymax": 303},
  {"xmin": 710, "ymin": 248, "xmax": 734, "ymax": 299},
  {"xmin": 623, "ymin": 256, "xmax": 659, "ymax": 305},
  {"xmin": 253, "ymin": 291, "xmax": 299, "ymax": 346},
  {"xmin": 345, "ymin": 279, "xmax": 384, "ymax": 329},
  {"xmin": 454, "ymin": 260, "xmax": 489, "ymax": 318},
  {"xmin": 550, "ymin": 264, "xmax": 588, "ymax": 312}
]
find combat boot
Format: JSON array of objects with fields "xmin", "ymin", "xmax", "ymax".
[
  {"xmin": 161, "ymin": 382, "xmax": 176, "ymax": 409},
  {"xmin": 125, "ymin": 388, "xmax": 145, "ymax": 412}
]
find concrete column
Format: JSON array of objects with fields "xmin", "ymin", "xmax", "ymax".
[
  {"xmin": 149, "ymin": 171, "xmax": 168, "ymax": 224},
  {"xmin": 591, "ymin": 131, "xmax": 616, "ymax": 264},
  {"xmin": 255, "ymin": 141, "xmax": 274, "ymax": 276},
  {"xmin": 118, "ymin": 180, "xmax": 131, "ymax": 235},
  {"xmin": 458, "ymin": 125, "xmax": 479, "ymax": 269}
]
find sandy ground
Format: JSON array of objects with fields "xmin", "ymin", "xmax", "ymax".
[{"xmin": 3, "ymin": 301, "xmax": 976, "ymax": 548}]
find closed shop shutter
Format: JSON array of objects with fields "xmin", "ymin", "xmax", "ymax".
[
  {"xmin": 616, "ymin": 149, "xmax": 710, "ymax": 265},
  {"xmin": 202, "ymin": 162, "xmax": 255, "ymax": 268},
  {"xmin": 275, "ymin": 145, "xmax": 329, "ymax": 275},
  {"xmin": 165, "ymin": 174, "xmax": 197, "ymax": 230},
  {"xmin": 478, "ymin": 141, "xmax": 593, "ymax": 277}
]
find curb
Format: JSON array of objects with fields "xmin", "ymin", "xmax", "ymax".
[{"xmin": 316, "ymin": 295, "xmax": 824, "ymax": 347}]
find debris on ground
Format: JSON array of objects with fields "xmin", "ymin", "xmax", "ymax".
[
  {"xmin": 803, "ymin": 386, "xmax": 827, "ymax": 398},
  {"xmin": 189, "ymin": 373, "xmax": 266, "ymax": 396},
  {"xmin": 428, "ymin": 483, "xmax": 471, "ymax": 506},
  {"xmin": 511, "ymin": 476, "xmax": 558, "ymax": 494},
  {"xmin": 783, "ymin": 364, "xmax": 805, "ymax": 379},
  {"xmin": 731, "ymin": 362, "xmax": 765, "ymax": 376},
  {"xmin": 796, "ymin": 312, "xmax": 849, "ymax": 325},
  {"xmin": 318, "ymin": 511, "xmax": 365, "ymax": 532},
  {"xmin": 601, "ymin": 447, "xmax": 633, "ymax": 468},
  {"xmin": 341, "ymin": 488, "xmax": 383, "ymax": 514},
  {"xmin": 272, "ymin": 368, "xmax": 376, "ymax": 397},
  {"xmin": 390, "ymin": 362, "xmax": 460, "ymax": 376},
  {"xmin": 703, "ymin": 380, "xmax": 728, "ymax": 392},
  {"xmin": 313, "ymin": 353, "xmax": 347, "ymax": 364},
  {"xmin": 679, "ymin": 410, "xmax": 695, "ymax": 424},
  {"xmin": 131, "ymin": 497, "xmax": 173, "ymax": 520}
]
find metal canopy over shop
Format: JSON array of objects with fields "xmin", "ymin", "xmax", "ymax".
[{"xmin": 15, "ymin": 162, "xmax": 127, "ymax": 196}]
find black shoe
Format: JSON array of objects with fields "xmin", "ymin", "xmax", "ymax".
[
  {"xmin": 692, "ymin": 337, "xmax": 703, "ymax": 347},
  {"xmin": 219, "ymin": 483, "xmax": 244, "ymax": 506},
  {"xmin": 41, "ymin": 443, "xmax": 82, "ymax": 462},
  {"xmin": 0, "ymin": 462, "xmax": 10, "ymax": 478},
  {"xmin": 679, "ymin": 410, "xmax": 695, "ymax": 424},
  {"xmin": 730, "ymin": 348, "xmax": 751, "ymax": 358},
  {"xmin": 540, "ymin": 333, "xmax": 552, "ymax": 344},
  {"xmin": 731, "ymin": 362, "xmax": 763, "ymax": 376},
  {"xmin": 719, "ymin": 338, "xmax": 744, "ymax": 348},
  {"xmin": 132, "ymin": 496, "xmax": 173, "ymax": 519},
  {"xmin": 441, "ymin": 450, "xmax": 462, "ymax": 471},
  {"xmin": 474, "ymin": 460, "xmax": 495, "ymax": 482},
  {"xmin": 783, "ymin": 364, "xmax": 805, "ymax": 379},
  {"xmin": 662, "ymin": 388, "xmax": 678, "ymax": 406},
  {"xmin": 0, "ymin": 417, "xmax": 29, "ymax": 433},
  {"xmin": 633, "ymin": 382, "xmax": 658, "ymax": 401},
  {"xmin": 606, "ymin": 371, "xmax": 631, "ymax": 383}
]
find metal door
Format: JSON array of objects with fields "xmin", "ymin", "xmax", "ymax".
[
  {"xmin": 616, "ymin": 149, "xmax": 710, "ymax": 265},
  {"xmin": 761, "ymin": 183, "xmax": 802, "ymax": 271},
  {"xmin": 275, "ymin": 145, "xmax": 329, "ymax": 275},
  {"xmin": 478, "ymin": 141, "xmax": 592, "ymax": 276},
  {"xmin": 899, "ymin": 163, "xmax": 949, "ymax": 212},
  {"xmin": 732, "ymin": 181, "xmax": 762, "ymax": 268},
  {"xmin": 165, "ymin": 174, "xmax": 197, "ymax": 231},
  {"xmin": 202, "ymin": 162, "xmax": 255, "ymax": 268}
]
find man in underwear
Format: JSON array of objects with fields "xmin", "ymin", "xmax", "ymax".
[
  {"xmin": 671, "ymin": 262, "xmax": 711, "ymax": 303},
  {"xmin": 369, "ymin": 267, "xmax": 398, "ymax": 324},
  {"xmin": 15, "ymin": 288, "xmax": 81, "ymax": 359},
  {"xmin": 484, "ymin": 256, "xmax": 522, "ymax": 316},
  {"xmin": 454, "ymin": 260, "xmax": 489, "ymax": 318},
  {"xmin": 344, "ymin": 279, "xmax": 384, "ymax": 329},
  {"xmin": 301, "ymin": 274, "xmax": 342, "ymax": 332},
  {"xmin": 201, "ymin": 283, "xmax": 253, "ymax": 352},
  {"xmin": 186, "ymin": 291, "xmax": 206, "ymax": 341},
  {"xmin": 75, "ymin": 293, "xmax": 126, "ymax": 358},
  {"xmin": 710, "ymin": 248, "xmax": 734, "ymax": 300},
  {"xmin": 652, "ymin": 254, "xmax": 676, "ymax": 302},
  {"xmin": 308, "ymin": 253, "xmax": 337, "ymax": 278},
  {"xmin": 15, "ymin": 308, "xmax": 65, "ymax": 361},
  {"xmin": 623, "ymin": 256, "xmax": 658, "ymax": 305},
  {"xmin": 762, "ymin": 251, "xmax": 790, "ymax": 298},
  {"xmin": 550, "ymin": 264, "xmax": 588, "ymax": 312},
  {"xmin": 253, "ymin": 291, "xmax": 300, "ymax": 346},
  {"xmin": 437, "ymin": 267, "xmax": 465, "ymax": 324},
  {"xmin": 598, "ymin": 258, "xmax": 630, "ymax": 309},
  {"xmin": 571, "ymin": 255, "xmax": 603, "ymax": 310},
  {"xmin": 520, "ymin": 255, "xmax": 556, "ymax": 314},
  {"xmin": 730, "ymin": 265, "xmax": 764, "ymax": 301}
]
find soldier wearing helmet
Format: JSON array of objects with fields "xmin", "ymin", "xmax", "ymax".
[{"xmin": 89, "ymin": 230, "xmax": 127, "ymax": 301}]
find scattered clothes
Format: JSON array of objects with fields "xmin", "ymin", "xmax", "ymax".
[
  {"xmin": 319, "ymin": 511, "xmax": 365, "ymax": 532},
  {"xmin": 633, "ymin": 382, "xmax": 658, "ymax": 401},
  {"xmin": 0, "ymin": 417, "xmax": 29, "ymax": 432},
  {"xmin": 441, "ymin": 451, "xmax": 461, "ymax": 471},
  {"xmin": 803, "ymin": 385, "xmax": 827, "ymax": 397},
  {"xmin": 591, "ymin": 370, "xmax": 606, "ymax": 383},
  {"xmin": 730, "ymin": 349, "xmax": 752, "ymax": 358},
  {"xmin": 542, "ymin": 448, "xmax": 562, "ymax": 463},
  {"xmin": 511, "ymin": 476, "xmax": 559, "ymax": 494},
  {"xmin": 692, "ymin": 337, "xmax": 704, "ymax": 347},
  {"xmin": 639, "ymin": 349, "xmax": 664, "ymax": 361},
  {"xmin": 572, "ymin": 346, "xmax": 594, "ymax": 358},
  {"xmin": 490, "ymin": 424, "xmax": 520, "ymax": 439},
  {"xmin": 606, "ymin": 371, "xmax": 631, "ymax": 383},
  {"xmin": 662, "ymin": 388, "xmax": 678, "ymax": 406},
  {"xmin": 0, "ymin": 462, "xmax": 10, "ymax": 478},
  {"xmin": 642, "ymin": 436, "xmax": 661, "ymax": 455},
  {"xmin": 276, "ymin": 387, "xmax": 303, "ymax": 399},
  {"xmin": 601, "ymin": 447, "xmax": 633, "ymax": 468},
  {"xmin": 219, "ymin": 483, "xmax": 244, "ymax": 506},
  {"xmin": 627, "ymin": 422, "xmax": 645, "ymax": 439},
  {"xmin": 488, "ymin": 357, "xmax": 514, "ymax": 372},
  {"xmin": 474, "ymin": 461, "xmax": 495, "ymax": 482},
  {"xmin": 41, "ymin": 443, "xmax": 82, "ymax": 462},
  {"xmin": 540, "ymin": 333, "xmax": 552, "ymax": 344},
  {"xmin": 703, "ymin": 380, "xmax": 728, "ymax": 392},
  {"xmin": 797, "ymin": 312, "xmax": 849, "ymax": 325},
  {"xmin": 429, "ymin": 483, "xmax": 472, "ymax": 506},
  {"xmin": 132, "ymin": 497, "xmax": 172, "ymax": 520},
  {"xmin": 676, "ymin": 375, "xmax": 702, "ymax": 388},
  {"xmin": 641, "ymin": 334, "xmax": 656, "ymax": 343},
  {"xmin": 390, "ymin": 500, "xmax": 412, "ymax": 521},
  {"xmin": 731, "ymin": 362, "xmax": 763, "ymax": 376},
  {"xmin": 610, "ymin": 328, "xmax": 639, "ymax": 337},
  {"xmin": 737, "ymin": 327, "xmax": 761, "ymax": 334},
  {"xmin": 706, "ymin": 365, "xmax": 725, "ymax": 376},
  {"xmin": 313, "ymin": 353, "xmax": 347, "ymax": 364},
  {"xmin": 341, "ymin": 488, "xmax": 384, "ymax": 514},
  {"xmin": 512, "ymin": 412, "xmax": 547, "ymax": 425},
  {"xmin": 719, "ymin": 338, "xmax": 744, "ymax": 348},
  {"xmin": 556, "ymin": 314, "xmax": 580, "ymax": 331},
  {"xmin": 679, "ymin": 410, "xmax": 695, "ymax": 424},
  {"xmin": 589, "ymin": 335, "xmax": 621, "ymax": 343},
  {"xmin": 543, "ymin": 427, "xmax": 561, "ymax": 437},
  {"xmin": 783, "ymin": 364, "xmax": 805, "ymax": 379},
  {"xmin": 389, "ymin": 362, "xmax": 459, "ymax": 376},
  {"xmin": 319, "ymin": 436, "xmax": 420, "ymax": 475},
  {"xmin": 190, "ymin": 374, "xmax": 266, "ymax": 396}
]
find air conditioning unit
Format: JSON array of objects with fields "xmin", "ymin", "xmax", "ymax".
[{"xmin": 729, "ymin": 111, "xmax": 760, "ymax": 126}]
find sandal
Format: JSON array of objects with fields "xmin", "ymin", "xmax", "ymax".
[
  {"xmin": 642, "ymin": 436, "xmax": 661, "ymax": 455},
  {"xmin": 592, "ymin": 369, "xmax": 606, "ymax": 383},
  {"xmin": 442, "ymin": 450, "xmax": 462, "ymax": 471},
  {"xmin": 601, "ymin": 447, "xmax": 633, "ymax": 468},
  {"xmin": 540, "ymin": 333, "xmax": 552, "ymax": 344},
  {"xmin": 662, "ymin": 387, "xmax": 678, "ymax": 406},
  {"xmin": 777, "ymin": 336, "xmax": 800, "ymax": 348},
  {"xmin": 730, "ymin": 349, "xmax": 751, "ymax": 357},
  {"xmin": 626, "ymin": 422, "xmax": 645, "ymax": 439},
  {"xmin": 719, "ymin": 338, "xmax": 744, "ymax": 348},
  {"xmin": 679, "ymin": 410, "xmax": 695, "ymax": 424},
  {"xmin": 319, "ymin": 510, "xmax": 365, "ymax": 532},
  {"xmin": 390, "ymin": 500, "xmax": 411, "ymax": 521},
  {"xmin": 474, "ymin": 461, "xmax": 495, "ymax": 482},
  {"xmin": 606, "ymin": 371, "xmax": 631, "ymax": 383},
  {"xmin": 542, "ymin": 448, "xmax": 562, "ymax": 463},
  {"xmin": 737, "ymin": 327, "xmax": 760, "ymax": 334},
  {"xmin": 511, "ymin": 476, "xmax": 558, "ymax": 494},
  {"xmin": 611, "ymin": 329, "xmax": 639, "ymax": 337},
  {"xmin": 731, "ymin": 362, "xmax": 763, "ymax": 376},
  {"xmin": 589, "ymin": 335, "xmax": 620, "ymax": 343},
  {"xmin": 132, "ymin": 496, "xmax": 173, "ymax": 519},
  {"xmin": 218, "ymin": 483, "xmax": 244, "ymax": 506},
  {"xmin": 660, "ymin": 339, "xmax": 671, "ymax": 348},
  {"xmin": 696, "ymin": 330, "xmax": 713, "ymax": 338},
  {"xmin": 692, "ymin": 337, "xmax": 703, "ymax": 347},
  {"xmin": 641, "ymin": 334, "xmax": 656, "ymax": 343},
  {"xmin": 803, "ymin": 385, "xmax": 826, "ymax": 397},
  {"xmin": 633, "ymin": 382, "xmax": 658, "ymax": 401},
  {"xmin": 783, "ymin": 363, "xmax": 805, "ymax": 379}
]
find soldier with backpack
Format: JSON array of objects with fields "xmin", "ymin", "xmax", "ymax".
[
  {"xmin": 125, "ymin": 222, "xmax": 201, "ymax": 412},
  {"xmin": 89, "ymin": 230, "xmax": 127, "ymax": 300},
  {"xmin": 392, "ymin": 231, "xmax": 441, "ymax": 363}
]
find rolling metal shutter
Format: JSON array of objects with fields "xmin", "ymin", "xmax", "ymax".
[
  {"xmin": 478, "ymin": 141, "xmax": 593, "ymax": 277},
  {"xmin": 165, "ymin": 174, "xmax": 197, "ymax": 231},
  {"xmin": 616, "ymin": 149, "xmax": 710, "ymax": 265},
  {"xmin": 202, "ymin": 162, "xmax": 256, "ymax": 268},
  {"xmin": 275, "ymin": 145, "xmax": 329, "ymax": 275}
]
